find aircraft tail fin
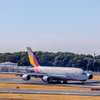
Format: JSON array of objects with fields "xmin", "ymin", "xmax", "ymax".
[{"xmin": 27, "ymin": 47, "xmax": 39, "ymax": 67}]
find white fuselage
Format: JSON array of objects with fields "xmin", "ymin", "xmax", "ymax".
[{"xmin": 37, "ymin": 66, "xmax": 88, "ymax": 81}]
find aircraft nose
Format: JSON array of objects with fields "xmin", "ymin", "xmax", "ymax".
[{"xmin": 81, "ymin": 75, "xmax": 88, "ymax": 80}]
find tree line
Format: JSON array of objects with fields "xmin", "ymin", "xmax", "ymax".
[{"xmin": 0, "ymin": 51, "xmax": 100, "ymax": 71}]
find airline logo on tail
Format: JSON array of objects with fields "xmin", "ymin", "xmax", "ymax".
[{"xmin": 27, "ymin": 47, "xmax": 39, "ymax": 68}]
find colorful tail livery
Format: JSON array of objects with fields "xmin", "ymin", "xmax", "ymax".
[{"xmin": 27, "ymin": 47, "xmax": 39, "ymax": 67}]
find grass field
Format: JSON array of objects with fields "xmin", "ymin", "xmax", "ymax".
[
  {"xmin": 0, "ymin": 93, "xmax": 100, "ymax": 100},
  {"xmin": 0, "ymin": 74, "xmax": 20, "ymax": 78},
  {"xmin": 0, "ymin": 74, "xmax": 100, "ymax": 100},
  {"xmin": 92, "ymin": 75, "xmax": 100, "ymax": 80}
]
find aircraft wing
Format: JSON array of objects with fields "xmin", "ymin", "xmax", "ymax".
[{"xmin": 0, "ymin": 72, "xmax": 68, "ymax": 80}]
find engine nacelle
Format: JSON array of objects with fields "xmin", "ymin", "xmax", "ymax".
[
  {"xmin": 85, "ymin": 71, "xmax": 93, "ymax": 79},
  {"xmin": 87, "ymin": 73, "xmax": 93, "ymax": 79},
  {"xmin": 42, "ymin": 76, "xmax": 52, "ymax": 82},
  {"xmin": 22, "ymin": 74, "xmax": 31, "ymax": 81}
]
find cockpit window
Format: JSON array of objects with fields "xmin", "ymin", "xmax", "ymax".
[{"xmin": 82, "ymin": 73, "xmax": 86, "ymax": 75}]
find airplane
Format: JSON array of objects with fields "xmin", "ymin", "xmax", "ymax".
[
  {"xmin": 22, "ymin": 47, "xmax": 93, "ymax": 84},
  {"xmin": 0, "ymin": 47, "xmax": 93, "ymax": 85}
]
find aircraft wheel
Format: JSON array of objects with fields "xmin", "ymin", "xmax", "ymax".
[
  {"xmin": 55, "ymin": 80, "xmax": 61, "ymax": 84},
  {"xmin": 63, "ymin": 80, "xmax": 67, "ymax": 84},
  {"xmin": 81, "ymin": 83, "xmax": 85, "ymax": 85},
  {"xmin": 81, "ymin": 81, "xmax": 85, "ymax": 85}
]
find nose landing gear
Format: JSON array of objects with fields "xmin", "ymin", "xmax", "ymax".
[{"xmin": 81, "ymin": 81, "xmax": 85, "ymax": 85}]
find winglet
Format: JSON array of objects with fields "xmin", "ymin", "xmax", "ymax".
[{"xmin": 27, "ymin": 47, "xmax": 39, "ymax": 67}]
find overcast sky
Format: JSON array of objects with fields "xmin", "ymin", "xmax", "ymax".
[{"xmin": 0, "ymin": 0, "xmax": 100, "ymax": 55}]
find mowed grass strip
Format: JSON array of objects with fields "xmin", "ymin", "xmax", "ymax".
[
  {"xmin": 0, "ymin": 93, "xmax": 100, "ymax": 100},
  {"xmin": 0, "ymin": 74, "xmax": 20, "ymax": 78},
  {"xmin": 92, "ymin": 75, "xmax": 100, "ymax": 80},
  {"xmin": 0, "ymin": 82, "xmax": 90, "ymax": 91}
]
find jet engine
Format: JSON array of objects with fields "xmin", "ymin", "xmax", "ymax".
[
  {"xmin": 87, "ymin": 73, "xmax": 93, "ymax": 79},
  {"xmin": 22, "ymin": 74, "xmax": 31, "ymax": 81},
  {"xmin": 85, "ymin": 71, "xmax": 93, "ymax": 79},
  {"xmin": 42, "ymin": 76, "xmax": 52, "ymax": 82}
]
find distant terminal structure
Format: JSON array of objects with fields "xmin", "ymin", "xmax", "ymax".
[
  {"xmin": 0, "ymin": 62, "xmax": 17, "ymax": 66},
  {"xmin": 0, "ymin": 62, "xmax": 30, "ymax": 72},
  {"xmin": 0, "ymin": 62, "xmax": 17, "ymax": 72}
]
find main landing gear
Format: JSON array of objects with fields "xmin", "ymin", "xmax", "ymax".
[
  {"xmin": 47, "ymin": 80, "xmax": 68, "ymax": 84},
  {"xmin": 63, "ymin": 80, "xmax": 68, "ymax": 84}
]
